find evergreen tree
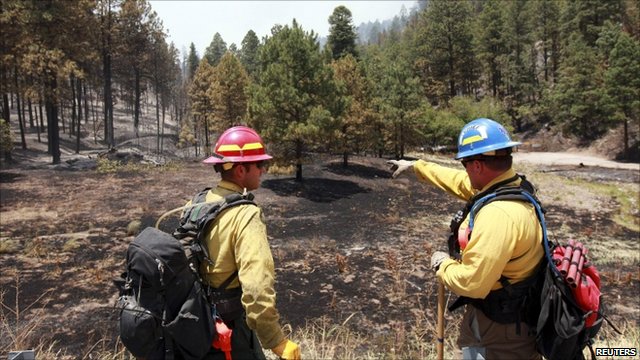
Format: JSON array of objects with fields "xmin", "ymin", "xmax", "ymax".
[
  {"xmin": 474, "ymin": 0, "xmax": 506, "ymax": 97},
  {"xmin": 14, "ymin": 0, "xmax": 97, "ymax": 163},
  {"xmin": 330, "ymin": 54, "xmax": 373, "ymax": 166},
  {"xmin": 502, "ymin": 0, "xmax": 536, "ymax": 131},
  {"xmin": 533, "ymin": 0, "xmax": 561, "ymax": 84},
  {"xmin": 378, "ymin": 45, "xmax": 425, "ymax": 159},
  {"xmin": 186, "ymin": 42, "xmax": 199, "ymax": 81},
  {"xmin": 562, "ymin": 0, "xmax": 624, "ymax": 47},
  {"xmin": 210, "ymin": 52, "xmax": 250, "ymax": 134},
  {"xmin": 249, "ymin": 20, "xmax": 338, "ymax": 181},
  {"xmin": 188, "ymin": 60, "xmax": 215, "ymax": 155},
  {"xmin": 327, "ymin": 6, "xmax": 358, "ymax": 60},
  {"xmin": 414, "ymin": 0, "xmax": 475, "ymax": 103},
  {"xmin": 204, "ymin": 32, "xmax": 227, "ymax": 66},
  {"xmin": 547, "ymin": 34, "xmax": 613, "ymax": 141},
  {"xmin": 239, "ymin": 30, "xmax": 260, "ymax": 79},
  {"xmin": 115, "ymin": 0, "xmax": 157, "ymax": 138},
  {"xmin": 604, "ymin": 30, "xmax": 640, "ymax": 159}
]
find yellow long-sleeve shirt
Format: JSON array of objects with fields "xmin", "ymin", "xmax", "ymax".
[
  {"xmin": 187, "ymin": 180, "xmax": 285, "ymax": 350},
  {"xmin": 414, "ymin": 160, "xmax": 543, "ymax": 299}
]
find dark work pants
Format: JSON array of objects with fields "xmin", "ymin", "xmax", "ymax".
[{"xmin": 202, "ymin": 314, "xmax": 266, "ymax": 360}]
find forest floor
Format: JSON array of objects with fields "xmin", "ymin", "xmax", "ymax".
[{"xmin": 0, "ymin": 116, "xmax": 639, "ymax": 358}]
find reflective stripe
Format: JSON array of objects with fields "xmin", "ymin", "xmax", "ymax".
[
  {"xmin": 217, "ymin": 142, "xmax": 264, "ymax": 152},
  {"xmin": 461, "ymin": 134, "xmax": 485, "ymax": 145}
]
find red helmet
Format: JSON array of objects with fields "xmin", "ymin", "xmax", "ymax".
[{"xmin": 202, "ymin": 126, "xmax": 272, "ymax": 164}]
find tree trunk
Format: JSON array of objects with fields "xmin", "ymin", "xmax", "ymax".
[
  {"xmin": 623, "ymin": 119, "xmax": 629, "ymax": 160},
  {"xmin": 161, "ymin": 104, "xmax": 165, "ymax": 154},
  {"xmin": 38, "ymin": 96, "xmax": 44, "ymax": 142},
  {"xmin": 13, "ymin": 69, "xmax": 26, "ymax": 150},
  {"xmin": 28, "ymin": 98, "xmax": 34, "ymax": 128},
  {"xmin": 76, "ymin": 77, "xmax": 83, "ymax": 125},
  {"xmin": 60, "ymin": 99, "xmax": 66, "ymax": 134},
  {"xmin": 46, "ymin": 75, "xmax": 61, "ymax": 164},
  {"xmin": 70, "ymin": 75, "xmax": 77, "ymax": 136},
  {"xmin": 156, "ymin": 90, "xmax": 160, "ymax": 153},
  {"xmin": 295, "ymin": 139, "xmax": 303, "ymax": 182},
  {"xmin": 102, "ymin": 0, "xmax": 114, "ymax": 148},
  {"xmin": 204, "ymin": 116, "xmax": 210, "ymax": 156},
  {"xmin": 83, "ymin": 82, "xmax": 89, "ymax": 125},
  {"xmin": 134, "ymin": 68, "xmax": 141, "ymax": 138},
  {"xmin": 2, "ymin": 94, "xmax": 9, "ymax": 123}
]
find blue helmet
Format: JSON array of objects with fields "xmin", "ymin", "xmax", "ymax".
[{"xmin": 455, "ymin": 118, "xmax": 521, "ymax": 159}]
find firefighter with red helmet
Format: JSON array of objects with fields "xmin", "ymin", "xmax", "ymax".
[
  {"xmin": 196, "ymin": 126, "xmax": 301, "ymax": 360},
  {"xmin": 389, "ymin": 118, "xmax": 543, "ymax": 359}
]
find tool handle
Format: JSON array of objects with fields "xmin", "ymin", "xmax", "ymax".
[{"xmin": 437, "ymin": 282, "xmax": 445, "ymax": 360}]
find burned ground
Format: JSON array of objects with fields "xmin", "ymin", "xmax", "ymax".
[{"xmin": 0, "ymin": 154, "xmax": 638, "ymax": 357}]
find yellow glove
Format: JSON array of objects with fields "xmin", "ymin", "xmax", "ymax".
[{"xmin": 272, "ymin": 338, "xmax": 301, "ymax": 360}]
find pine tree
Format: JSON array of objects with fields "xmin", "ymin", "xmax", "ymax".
[
  {"xmin": 239, "ymin": 30, "xmax": 260, "ymax": 79},
  {"xmin": 474, "ymin": 0, "xmax": 506, "ymax": 97},
  {"xmin": 188, "ymin": 60, "xmax": 215, "ymax": 155},
  {"xmin": 327, "ymin": 6, "xmax": 358, "ymax": 60},
  {"xmin": 204, "ymin": 33, "xmax": 227, "ymax": 66},
  {"xmin": 249, "ymin": 20, "xmax": 339, "ymax": 181},
  {"xmin": 115, "ymin": 0, "xmax": 157, "ymax": 138},
  {"xmin": 548, "ymin": 34, "xmax": 613, "ymax": 141},
  {"xmin": 210, "ymin": 52, "xmax": 249, "ymax": 134},
  {"xmin": 414, "ymin": 0, "xmax": 475, "ymax": 103},
  {"xmin": 186, "ymin": 42, "xmax": 200, "ymax": 81},
  {"xmin": 331, "ymin": 54, "xmax": 372, "ymax": 166},
  {"xmin": 604, "ymin": 30, "xmax": 640, "ymax": 159},
  {"xmin": 533, "ymin": 0, "xmax": 561, "ymax": 84}
]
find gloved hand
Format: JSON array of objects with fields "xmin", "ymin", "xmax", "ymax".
[
  {"xmin": 430, "ymin": 251, "xmax": 449, "ymax": 271},
  {"xmin": 387, "ymin": 159, "xmax": 416, "ymax": 179},
  {"xmin": 272, "ymin": 338, "xmax": 301, "ymax": 360}
]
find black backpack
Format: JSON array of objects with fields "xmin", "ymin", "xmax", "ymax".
[
  {"xmin": 450, "ymin": 175, "xmax": 617, "ymax": 360},
  {"xmin": 115, "ymin": 189, "xmax": 255, "ymax": 360}
]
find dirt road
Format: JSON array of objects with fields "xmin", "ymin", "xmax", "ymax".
[{"xmin": 514, "ymin": 151, "xmax": 639, "ymax": 170}]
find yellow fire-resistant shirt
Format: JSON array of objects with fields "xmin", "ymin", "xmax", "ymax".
[
  {"xmin": 186, "ymin": 180, "xmax": 285, "ymax": 350},
  {"xmin": 413, "ymin": 160, "xmax": 544, "ymax": 299}
]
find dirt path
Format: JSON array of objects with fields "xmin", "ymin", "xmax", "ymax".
[{"xmin": 514, "ymin": 151, "xmax": 639, "ymax": 170}]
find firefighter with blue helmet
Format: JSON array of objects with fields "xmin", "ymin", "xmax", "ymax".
[{"xmin": 389, "ymin": 118, "xmax": 543, "ymax": 359}]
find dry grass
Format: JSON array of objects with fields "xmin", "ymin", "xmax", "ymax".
[{"xmin": 0, "ymin": 271, "xmax": 56, "ymax": 356}]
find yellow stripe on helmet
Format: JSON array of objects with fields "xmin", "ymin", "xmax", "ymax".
[
  {"xmin": 217, "ymin": 142, "xmax": 264, "ymax": 152},
  {"xmin": 461, "ymin": 135, "xmax": 485, "ymax": 146}
]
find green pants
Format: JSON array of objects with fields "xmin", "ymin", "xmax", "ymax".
[{"xmin": 203, "ymin": 314, "xmax": 266, "ymax": 360}]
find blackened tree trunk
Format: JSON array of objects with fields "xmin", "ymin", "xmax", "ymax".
[
  {"xmin": 134, "ymin": 68, "xmax": 141, "ymax": 138},
  {"xmin": 46, "ymin": 75, "xmax": 61, "ymax": 164},
  {"xmin": 2, "ymin": 94, "xmax": 9, "ymax": 123},
  {"xmin": 38, "ymin": 95, "xmax": 44, "ymax": 138},
  {"xmin": 28, "ymin": 98, "xmax": 34, "ymax": 128},
  {"xmin": 156, "ymin": 90, "xmax": 160, "ymax": 153},
  {"xmin": 13, "ymin": 69, "xmax": 26, "ymax": 150},
  {"xmin": 70, "ymin": 75, "xmax": 77, "ymax": 136}
]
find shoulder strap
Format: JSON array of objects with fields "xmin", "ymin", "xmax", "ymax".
[{"xmin": 448, "ymin": 174, "xmax": 524, "ymax": 258}]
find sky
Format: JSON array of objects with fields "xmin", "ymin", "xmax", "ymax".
[{"xmin": 149, "ymin": 1, "xmax": 416, "ymax": 57}]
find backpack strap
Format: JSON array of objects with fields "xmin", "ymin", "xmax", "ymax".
[
  {"xmin": 448, "ymin": 174, "xmax": 524, "ymax": 258},
  {"xmin": 447, "ymin": 175, "xmax": 551, "ymax": 324}
]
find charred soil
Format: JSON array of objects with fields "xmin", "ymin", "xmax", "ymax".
[{"xmin": 0, "ymin": 153, "xmax": 639, "ymax": 357}]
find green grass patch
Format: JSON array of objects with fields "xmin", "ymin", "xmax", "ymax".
[{"xmin": 575, "ymin": 179, "xmax": 639, "ymax": 232}]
